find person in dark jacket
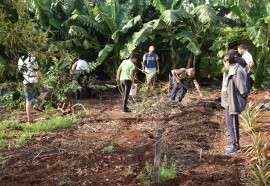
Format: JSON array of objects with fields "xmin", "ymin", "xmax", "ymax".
[
  {"xmin": 228, "ymin": 49, "xmax": 248, "ymax": 72},
  {"xmin": 222, "ymin": 53, "xmax": 248, "ymax": 155}
]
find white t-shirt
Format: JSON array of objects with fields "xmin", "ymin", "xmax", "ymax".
[
  {"xmin": 242, "ymin": 51, "xmax": 253, "ymax": 65},
  {"xmin": 18, "ymin": 56, "xmax": 38, "ymax": 84},
  {"xmin": 75, "ymin": 59, "xmax": 89, "ymax": 70}
]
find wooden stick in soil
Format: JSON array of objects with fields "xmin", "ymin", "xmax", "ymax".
[{"xmin": 154, "ymin": 128, "xmax": 163, "ymax": 183}]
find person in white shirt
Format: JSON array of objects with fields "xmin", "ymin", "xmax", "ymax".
[
  {"xmin": 238, "ymin": 44, "xmax": 254, "ymax": 96},
  {"xmin": 18, "ymin": 50, "xmax": 48, "ymax": 123},
  {"xmin": 72, "ymin": 59, "xmax": 90, "ymax": 99},
  {"xmin": 72, "ymin": 59, "xmax": 89, "ymax": 70}
]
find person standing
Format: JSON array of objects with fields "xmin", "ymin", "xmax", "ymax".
[
  {"xmin": 237, "ymin": 44, "xmax": 254, "ymax": 96},
  {"xmin": 222, "ymin": 53, "xmax": 248, "ymax": 155},
  {"xmin": 18, "ymin": 50, "xmax": 48, "ymax": 123},
  {"xmin": 116, "ymin": 53, "xmax": 138, "ymax": 113},
  {"xmin": 72, "ymin": 58, "xmax": 90, "ymax": 99},
  {"xmin": 228, "ymin": 49, "xmax": 248, "ymax": 72},
  {"xmin": 171, "ymin": 68, "xmax": 203, "ymax": 102},
  {"xmin": 142, "ymin": 46, "xmax": 160, "ymax": 88}
]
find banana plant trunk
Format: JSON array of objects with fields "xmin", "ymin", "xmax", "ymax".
[
  {"xmin": 170, "ymin": 46, "xmax": 177, "ymax": 69},
  {"xmin": 187, "ymin": 53, "xmax": 193, "ymax": 68},
  {"xmin": 254, "ymin": 49, "xmax": 270, "ymax": 88}
]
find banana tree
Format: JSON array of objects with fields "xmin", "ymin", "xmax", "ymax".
[
  {"xmin": 122, "ymin": 0, "xmax": 219, "ymax": 72},
  {"xmin": 93, "ymin": 0, "xmax": 145, "ymax": 80},
  {"xmin": 212, "ymin": 0, "xmax": 270, "ymax": 88}
]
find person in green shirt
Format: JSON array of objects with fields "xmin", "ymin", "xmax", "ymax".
[{"xmin": 116, "ymin": 53, "xmax": 139, "ymax": 112}]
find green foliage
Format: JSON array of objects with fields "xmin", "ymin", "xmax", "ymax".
[
  {"xmin": 0, "ymin": 0, "xmax": 48, "ymax": 81},
  {"xmin": 137, "ymin": 162, "xmax": 154, "ymax": 185},
  {"xmin": 247, "ymin": 159, "xmax": 270, "ymax": 186},
  {"xmin": 124, "ymin": 166, "xmax": 134, "ymax": 177},
  {"xmin": 75, "ymin": 110, "xmax": 91, "ymax": 119},
  {"xmin": 245, "ymin": 132, "xmax": 269, "ymax": 160},
  {"xmin": 139, "ymin": 86, "xmax": 150, "ymax": 97},
  {"xmin": 137, "ymin": 158, "xmax": 177, "ymax": 184},
  {"xmin": 0, "ymin": 116, "xmax": 74, "ymax": 149},
  {"xmin": 103, "ymin": 145, "xmax": 114, "ymax": 153},
  {"xmin": 245, "ymin": 132, "xmax": 270, "ymax": 186},
  {"xmin": 0, "ymin": 155, "xmax": 7, "ymax": 169},
  {"xmin": 159, "ymin": 158, "xmax": 177, "ymax": 183},
  {"xmin": 45, "ymin": 50, "xmax": 80, "ymax": 101},
  {"xmin": 240, "ymin": 102, "xmax": 262, "ymax": 133},
  {"xmin": 0, "ymin": 83, "xmax": 24, "ymax": 109},
  {"xmin": 193, "ymin": 4, "xmax": 218, "ymax": 24},
  {"xmin": 240, "ymin": 101, "xmax": 270, "ymax": 185}
]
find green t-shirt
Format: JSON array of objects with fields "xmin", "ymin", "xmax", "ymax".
[{"xmin": 120, "ymin": 59, "xmax": 135, "ymax": 80}]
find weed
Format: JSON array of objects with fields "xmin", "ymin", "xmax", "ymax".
[
  {"xmin": 159, "ymin": 157, "xmax": 177, "ymax": 183},
  {"xmin": 43, "ymin": 107, "xmax": 61, "ymax": 116},
  {"xmin": 154, "ymin": 87, "xmax": 162, "ymax": 95},
  {"xmin": 0, "ymin": 139, "xmax": 7, "ymax": 149},
  {"xmin": 124, "ymin": 166, "xmax": 133, "ymax": 177},
  {"xmin": 137, "ymin": 162, "xmax": 154, "ymax": 185},
  {"xmin": 103, "ymin": 145, "xmax": 114, "ymax": 153},
  {"xmin": 75, "ymin": 110, "xmax": 91, "ymax": 118},
  {"xmin": 0, "ymin": 120, "xmax": 21, "ymax": 128},
  {"xmin": 0, "ymin": 114, "xmax": 10, "ymax": 121},
  {"xmin": 137, "ymin": 158, "xmax": 177, "ymax": 184},
  {"xmin": 0, "ymin": 116, "xmax": 74, "ymax": 149},
  {"xmin": 0, "ymin": 156, "xmax": 7, "ymax": 170},
  {"xmin": 134, "ymin": 99, "xmax": 156, "ymax": 114},
  {"xmin": 139, "ymin": 86, "xmax": 150, "ymax": 97}
]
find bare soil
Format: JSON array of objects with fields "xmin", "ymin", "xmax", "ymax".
[{"xmin": 0, "ymin": 89, "xmax": 269, "ymax": 186}]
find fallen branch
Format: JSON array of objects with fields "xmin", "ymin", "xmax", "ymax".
[{"xmin": 33, "ymin": 150, "xmax": 43, "ymax": 161}]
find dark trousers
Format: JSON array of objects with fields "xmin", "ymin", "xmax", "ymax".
[
  {"xmin": 121, "ymin": 80, "xmax": 131, "ymax": 111},
  {"xmin": 225, "ymin": 108, "xmax": 240, "ymax": 147},
  {"xmin": 171, "ymin": 77, "xmax": 188, "ymax": 101},
  {"xmin": 77, "ymin": 73, "xmax": 91, "ymax": 99},
  {"xmin": 246, "ymin": 71, "xmax": 252, "ymax": 95}
]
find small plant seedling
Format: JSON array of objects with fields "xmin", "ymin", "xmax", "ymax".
[
  {"xmin": 103, "ymin": 145, "xmax": 114, "ymax": 153},
  {"xmin": 124, "ymin": 166, "xmax": 133, "ymax": 177},
  {"xmin": 137, "ymin": 158, "xmax": 177, "ymax": 184}
]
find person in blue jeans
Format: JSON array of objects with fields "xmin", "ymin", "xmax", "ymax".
[
  {"xmin": 18, "ymin": 49, "xmax": 48, "ymax": 123},
  {"xmin": 171, "ymin": 68, "xmax": 203, "ymax": 102}
]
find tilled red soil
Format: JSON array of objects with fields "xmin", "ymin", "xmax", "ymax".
[{"xmin": 0, "ymin": 90, "xmax": 269, "ymax": 186}]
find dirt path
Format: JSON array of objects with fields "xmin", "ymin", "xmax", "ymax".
[{"xmin": 0, "ymin": 91, "xmax": 269, "ymax": 185}]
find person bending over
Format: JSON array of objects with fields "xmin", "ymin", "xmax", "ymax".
[{"xmin": 171, "ymin": 68, "xmax": 203, "ymax": 102}]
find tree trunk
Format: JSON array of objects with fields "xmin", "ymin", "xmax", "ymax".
[
  {"xmin": 187, "ymin": 53, "xmax": 193, "ymax": 68},
  {"xmin": 170, "ymin": 46, "xmax": 177, "ymax": 69}
]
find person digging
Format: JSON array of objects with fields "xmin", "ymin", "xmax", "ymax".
[{"xmin": 171, "ymin": 68, "xmax": 203, "ymax": 102}]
